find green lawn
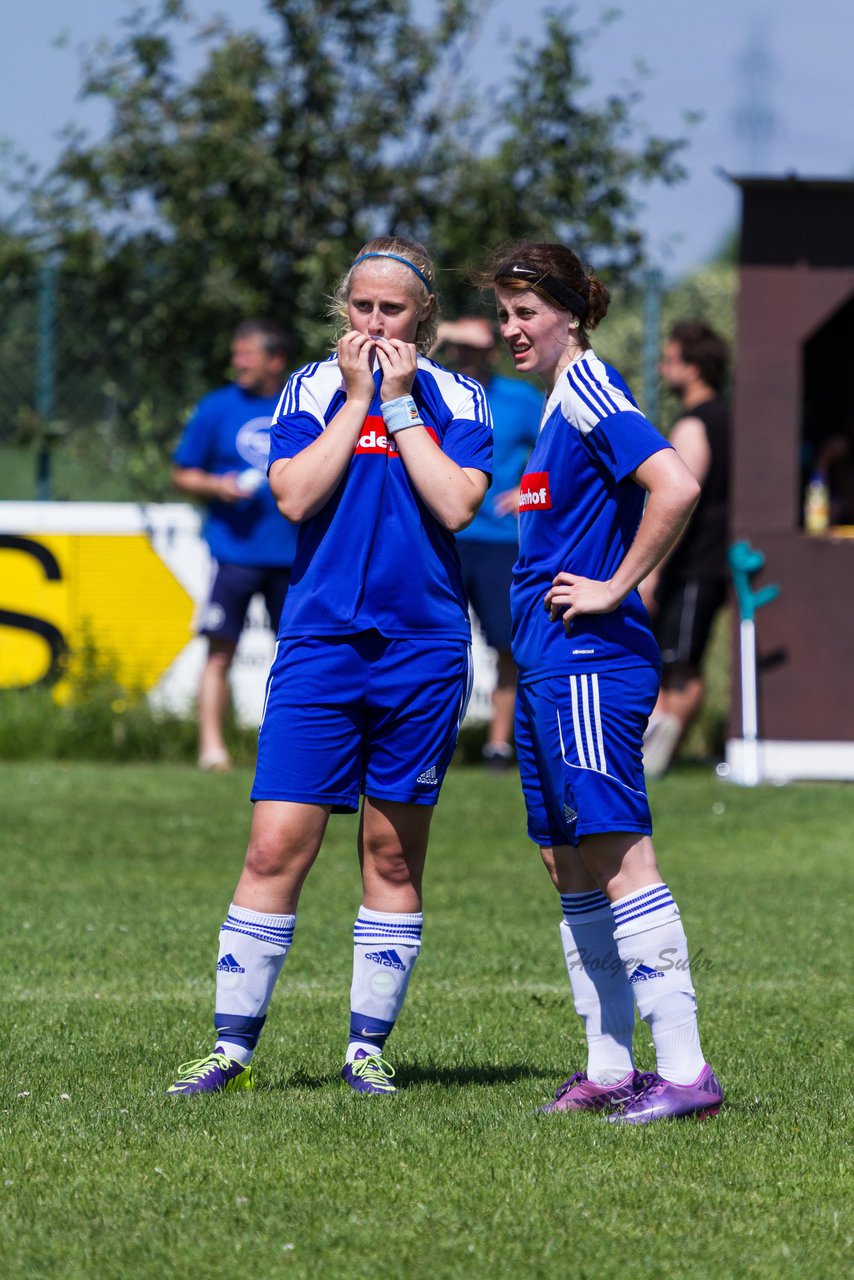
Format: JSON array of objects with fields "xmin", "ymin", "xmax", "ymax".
[
  {"xmin": 0, "ymin": 444, "xmax": 141, "ymax": 503},
  {"xmin": 1, "ymin": 762, "xmax": 850, "ymax": 1279}
]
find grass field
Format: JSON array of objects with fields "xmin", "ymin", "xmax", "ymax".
[
  {"xmin": 1, "ymin": 761, "xmax": 850, "ymax": 1279},
  {"xmin": 0, "ymin": 445, "xmax": 140, "ymax": 504}
]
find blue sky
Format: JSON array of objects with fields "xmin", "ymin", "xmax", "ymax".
[{"xmin": 2, "ymin": 1, "xmax": 852, "ymax": 278}]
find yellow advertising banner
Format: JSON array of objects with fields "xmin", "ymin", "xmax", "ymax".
[
  {"xmin": 0, "ymin": 531, "xmax": 195, "ymax": 695},
  {"xmin": 0, "ymin": 500, "xmax": 495, "ymax": 727}
]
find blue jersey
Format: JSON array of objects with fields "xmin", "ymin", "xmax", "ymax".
[
  {"xmin": 456, "ymin": 374, "xmax": 542, "ymax": 545},
  {"xmin": 173, "ymin": 383, "xmax": 297, "ymax": 568},
  {"xmin": 269, "ymin": 354, "xmax": 493, "ymax": 641},
  {"xmin": 511, "ymin": 351, "xmax": 670, "ymax": 680}
]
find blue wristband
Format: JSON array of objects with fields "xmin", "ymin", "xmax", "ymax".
[{"xmin": 381, "ymin": 395, "xmax": 424, "ymax": 435}]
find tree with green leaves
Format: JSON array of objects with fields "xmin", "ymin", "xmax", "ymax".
[{"xmin": 4, "ymin": 0, "xmax": 687, "ymax": 495}]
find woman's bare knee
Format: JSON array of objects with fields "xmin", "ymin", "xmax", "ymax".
[
  {"xmin": 539, "ymin": 846, "xmax": 561, "ymax": 888},
  {"xmin": 242, "ymin": 802, "xmax": 328, "ymax": 880},
  {"xmin": 361, "ymin": 826, "xmax": 411, "ymax": 885},
  {"xmin": 368, "ymin": 849, "xmax": 414, "ymax": 889},
  {"xmin": 579, "ymin": 833, "xmax": 661, "ymax": 897},
  {"xmin": 359, "ymin": 799, "xmax": 431, "ymax": 906},
  {"xmin": 540, "ymin": 843, "xmax": 599, "ymax": 894},
  {"xmin": 243, "ymin": 833, "xmax": 290, "ymax": 880}
]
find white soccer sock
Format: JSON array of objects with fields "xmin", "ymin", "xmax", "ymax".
[
  {"xmin": 347, "ymin": 907, "xmax": 423, "ymax": 1062},
  {"xmin": 559, "ymin": 891, "xmax": 635, "ymax": 1084},
  {"xmin": 612, "ymin": 883, "xmax": 705, "ymax": 1084},
  {"xmin": 214, "ymin": 903, "xmax": 295, "ymax": 1065}
]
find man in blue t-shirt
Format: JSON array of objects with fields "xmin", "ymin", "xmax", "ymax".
[
  {"xmin": 172, "ymin": 319, "xmax": 296, "ymax": 771},
  {"xmin": 434, "ymin": 318, "xmax": 542, "ymax": 769}
]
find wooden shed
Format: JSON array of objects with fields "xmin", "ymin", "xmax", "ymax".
[{"xmin": 727, "ymin": 176, "xmax": 854, "ymax": 781}]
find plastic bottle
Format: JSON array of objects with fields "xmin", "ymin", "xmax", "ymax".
[
  {"xmin": 804, "ymin": 471, "xmax": 829, "ymax": 534},
  {"xmin": 236, "ymin": 468, "xmax": 266, "ymax": 495}
]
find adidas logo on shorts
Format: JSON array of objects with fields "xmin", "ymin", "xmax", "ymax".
[{"xmin": 416, "ymin": 766, "xmax": 438, "ymax": 785}]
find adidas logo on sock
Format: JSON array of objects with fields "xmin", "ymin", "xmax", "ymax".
[
  {"xmin": 364, "ymin": 948, "xmax": 406, "ymax": 971},
  {"xmin": 416, "ymin": 765, "xmax": 438, "ymax": 785},
  {"xmin": 217, "ymin": 953, "xmax": 246, "ymax": 974},
  {"xmin": 628, "ymin": 963, "xmax": 664, "ymax": 984}
]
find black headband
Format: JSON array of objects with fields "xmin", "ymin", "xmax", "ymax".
[{"xmin": 494, "ymin": 261, "xmax": 589, "ymax": 322}]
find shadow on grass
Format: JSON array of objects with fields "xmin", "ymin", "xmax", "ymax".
[
  {"xmin": 400, "ymin": 1061, "xmax": 553, "ymax": 1089},
  {"xmin": 274, "ymin": 1061, "xmax": 551, "ymax": 1091}
]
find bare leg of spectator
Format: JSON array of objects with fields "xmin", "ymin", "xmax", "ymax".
[{"xmin": 198, "ymin": 638, "xmax": 237, "ymax": 770}]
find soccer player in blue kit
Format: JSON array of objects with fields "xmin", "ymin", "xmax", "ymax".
[
  {"xmin": 168, "ymin": 236, "xmax": 493, "ymax": 1097},
  {"xmin": 434, "ymin": 317, "xmax": 542, "ymax": 769},
  {"xmin": 482, "ymin": 242, "xmax": 723, "ymax": 1123}
]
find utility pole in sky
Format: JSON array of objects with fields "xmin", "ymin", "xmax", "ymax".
[{"xmin": 733, "ymin": 18, "xmax": 780, "ymax": 173}]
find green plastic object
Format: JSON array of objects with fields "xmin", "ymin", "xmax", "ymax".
[{"xmin": 727, "ymin": 540, "xmax": 780, "ymax": 622}]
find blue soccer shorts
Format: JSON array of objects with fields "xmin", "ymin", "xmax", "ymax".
[
  {"xmin": 515, "ymin": 663, "xmax": 659, "ymax": 848},
  {"xmin": 200, "ymin": 562, "xmax": 291, "ymax": 642},
  {"xmin": 456, "ymin": 539, "xmax": 517, "ymax": 652},
  {"xmin": 251, "ymin": 631, "xmax": 473, "ymax": 811}
]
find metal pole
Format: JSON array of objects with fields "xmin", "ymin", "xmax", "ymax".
[
  {"xmin": 35, "ymin": 257, "xmax": 57, "ymax": 501},
  {"xmin": 642, "ymin": 267, "xmax": 662, "ymax": 423},
  {"xmin": 740, "ymin": 617, "xmax": 760, "ymax": 786}
]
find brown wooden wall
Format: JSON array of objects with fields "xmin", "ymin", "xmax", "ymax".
[{"xmin": 731, "ymin": 254, "xmax": 854, "ymax": 740}]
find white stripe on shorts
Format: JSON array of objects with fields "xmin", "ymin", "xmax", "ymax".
[
  {"xmin": 568, "ymin": 674, "xmax": 589, "ymax": 767},
  {"xmin": 567, "ymin": 673, "xmax": 607, "ymax": 773},
  {"xmin": 258, "ymin": 640, "xmax": 280, "ymax": 734},
  {"xmin": 589, "ymin": 672, "xmax": 607, "ymax": 774},
  {"xmin": 456, "ymin": 643, "xmax": 474, "ymax": 730}
]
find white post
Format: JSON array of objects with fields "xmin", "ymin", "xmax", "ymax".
[{"xmin": 740, "ymin": 616, "xmax": 760, "ymax": 786}]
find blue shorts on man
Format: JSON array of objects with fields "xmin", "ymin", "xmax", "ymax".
[
  {"xmin": 455, "ymin": 540, "xmax": 517, "ymax": 651},
  {"xmin": 200, "ymin": 562, "xmax": 291, "ymax": 643}
]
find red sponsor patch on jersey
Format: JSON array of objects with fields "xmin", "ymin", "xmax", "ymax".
[
  {"xmin": 519, "ymin": 471, "xmax": 552, "ymax": 511},
  {"xmin": 354, "ymin": 415, "xmax": 438, "ymax": 456},
  {"xmin": 354, "ymin": 416, "xmax": 395, "ymax": 454}
]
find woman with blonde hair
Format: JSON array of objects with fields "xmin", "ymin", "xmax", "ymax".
[{"xmin": 169, "ymin": 236, "xmax": 492, "ymax": 1097}]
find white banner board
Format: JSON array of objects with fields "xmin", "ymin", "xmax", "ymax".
[{"xmin": 0, "ymin": 502, "xmax": 495, "ymax": 727}]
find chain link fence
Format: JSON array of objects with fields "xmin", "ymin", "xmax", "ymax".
[
  {"xmin": 0, "ymin": 262, "xmax": 201, "ymax": 501},
  {"xmin": 1, "ymin": 256, "xmax": 738, "ymax": 502}
]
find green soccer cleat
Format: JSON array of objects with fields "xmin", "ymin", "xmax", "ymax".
[{"xmin": 166, "ymin": 1050, "xmax": 254, "ymax": 1096}]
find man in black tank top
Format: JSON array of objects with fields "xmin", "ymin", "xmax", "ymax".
[{"xmin": 641, "ymin": 321, "xmax": 730, "ymax": 777}]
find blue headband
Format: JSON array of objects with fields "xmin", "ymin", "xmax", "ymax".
[{"xmin": 351, "ymin": 252, "xmax": 432, "ymax": 292}]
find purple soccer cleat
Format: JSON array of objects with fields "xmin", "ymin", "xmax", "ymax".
[
  {"xmin": 537, "ymin": 1069, "xmax": 651, "ymax": 1114},
  {"xmin": 166, "ymin": 1048, "xmax": 253, "ymax": 1096},
  {"xmin": 340, "ymin": 1048, "xmax": 397, "ymax": 1095},
  {"xmin": 608, "ymin": 1063, "xmax": 723, "ymax": 1124}
]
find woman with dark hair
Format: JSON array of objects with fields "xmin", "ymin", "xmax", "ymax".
[
  {"xmin": 168, "ymin": 236, "xmax": 492, "ymax": 1097},
  {"xmin": 481, "ymin": 241, "xmax": 723, "ymax": 1123}
]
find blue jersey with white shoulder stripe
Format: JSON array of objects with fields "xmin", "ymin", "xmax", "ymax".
[
  {"xmin": 269, "ymin": 354, "xmax": 493, "ymax": 640},
  {"xmin": 511, "ymin": 350, "xmax": 669, "ymax": 680}
]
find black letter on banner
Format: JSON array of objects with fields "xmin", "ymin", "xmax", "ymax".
[{"xmin": 0, "ymin": 535, "xmax": 67, "ymax": 686}]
